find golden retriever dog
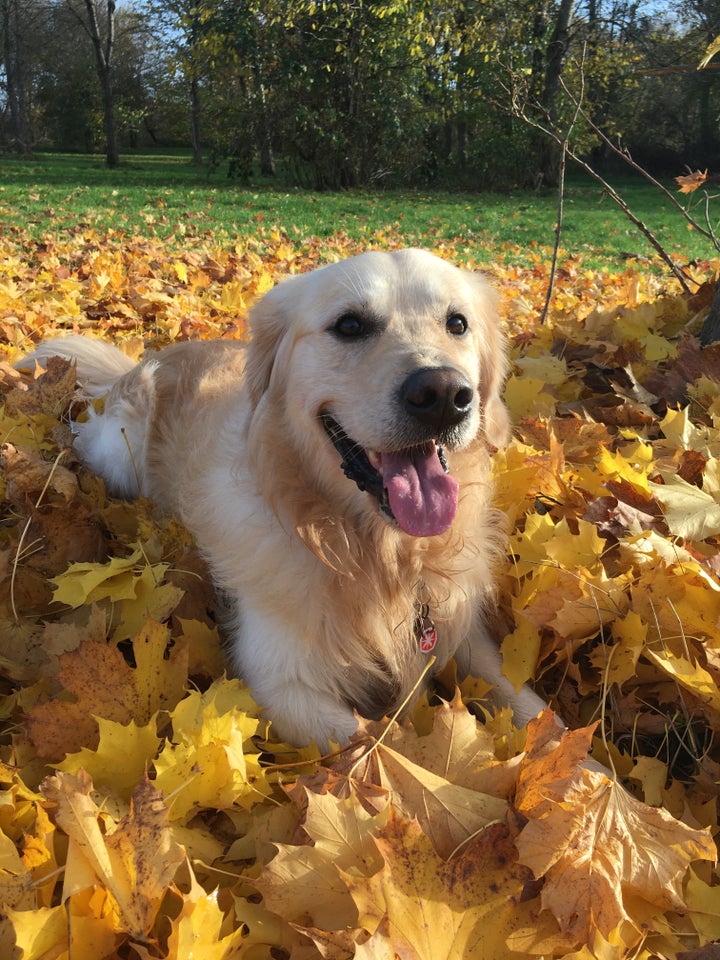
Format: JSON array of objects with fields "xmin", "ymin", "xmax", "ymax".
[{"xmin": 19, "ymin": 249, "xmax": 547, "ymax": 748}]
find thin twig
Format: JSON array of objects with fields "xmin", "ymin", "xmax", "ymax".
[
  {"xmin": 10, "ymin": 447, "xmax": 68, "ymax": 622},
  {"xmin": 541, "ymin": 48, "xmax": 587, "ymax": 324},
  {"xmin": 498, "ymin": 61, "xmax": 695, "ymax": 293},
  {"xmin": 560, "ymin": 77, "xmax": 720, "ymax": 256},
  {"xmin": 346, "ymin": 655, "xmax": 437, "ymax": 782},
  {"xmin": 541, "ymin": 140, "xmax": 567, "ymax": 325}
]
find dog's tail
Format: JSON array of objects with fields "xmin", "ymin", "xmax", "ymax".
[
  {"xmin": 17, "ymin": 335, "xmax": 148, "ymax": 498},
  {"xmin": 16, "ymin": 335, "xmax": 137, "ymax": 397}
]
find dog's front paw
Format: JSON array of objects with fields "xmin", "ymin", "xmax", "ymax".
[{"xmin": 261, "ymin": 686, "xmax": 359, "ymax": 753}]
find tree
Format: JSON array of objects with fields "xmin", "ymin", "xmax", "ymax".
[
  {"xmin": 1, "ymin": 0, "xmax": 31, "ymax": 152},
  {"xmin": 150, "ymin": 0, "xmax": 213, "ymax": 165},
  {"xmin": 535, "ymin": 0, "xmax": 576, "ymax": 185},
  {"xmin": 62, "ymin": 0, "xmax": 119, "ymax": 165},
  {"xmin": 0, "ymin": 0, "xmax": 50, "ymax": 152}
]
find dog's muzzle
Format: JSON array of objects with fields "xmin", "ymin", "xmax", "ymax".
[{"xmin": 320, "ymin": 412, "xmax": 457, "ymax": 538}]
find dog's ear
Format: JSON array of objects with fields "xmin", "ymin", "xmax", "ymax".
[
  {"xmin": 471, "ymin": 274, "xmax": 512, "ymax": 449},
  {"xmin": 245, "ymin": 277, "xmax": 298, "ymax": 406},
  {"xmin": 483, "ymin": 360, "xmax": 512, "ymax": 448}
]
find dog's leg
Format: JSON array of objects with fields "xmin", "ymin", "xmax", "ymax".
[
  {"xmin": 230, "ymin": 605, "xmax": 360, "ymax": 750},
  {"xmin": 455, "ymin": 618, "xmax": 552, "ymax": 727}
]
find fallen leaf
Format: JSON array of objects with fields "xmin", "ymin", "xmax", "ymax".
[
  {"xmin": 42, "ymin": 769, "xmax": 185, "ymax": 939},
  {"xmin": 255, "ymin": 790, "xmax": 386, "ymax": 930},
  {"xmin": 345, "ymin": 811, "xmax": 539, "ymax": 960},
  {"xmin": 515, "ymin": 712, "xmax": 716, "ymax": 943},
  {"xmin": 373, "ymin": 740, "xmax": 508, "ymax": 858}
]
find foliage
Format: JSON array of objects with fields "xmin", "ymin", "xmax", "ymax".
[
  {"xmin": 1, "ymin": 201, "xmax": 720, "ymax": 956},
  {"xmin": 2, "ymin": 1, "xmax": 719, "ymax": 187}
]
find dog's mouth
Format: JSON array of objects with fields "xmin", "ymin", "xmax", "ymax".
[{"xmin": 320, "ymin": 413, "xmax": 458, "ymax": 538}]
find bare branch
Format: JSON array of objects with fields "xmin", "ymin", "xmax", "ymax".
[
  {"xmin": 500, "ymin": 63, "xmax": 694, "ymax": 294},
  {"xmin": 541, "ymin": 51, "xmax": 586, "ymax": 325},
  {"xmin": 559, "ymin": 77, "xmax": 720, "ymax": 255}
]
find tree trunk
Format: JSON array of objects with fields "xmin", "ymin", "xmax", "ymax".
[
  {"xmin": 254, "ymin": 73, "xmax": 275, "ymax": 177},
  {"xmin": 1, "ymin": 0, "xmax": 32, "ymax": 153},
  {"xmin": 190, "ymin": 74, "xmax": 202, "ymax": 165},
  {"xmin": 529, "ymin": 0, "xmax": 548, "ymax": 102},
  {"xmin": 82, "ymin": 0, "xmax": 119, "ymax": 166},
  {"xmin": 536, "ymin": 0, "xmax": 575, "ymax": 186},
  {"xmin": 700, "ymin": 281, "xmax": 720, "ymax": 346}
]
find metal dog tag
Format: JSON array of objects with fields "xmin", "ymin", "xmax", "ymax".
[{"xmin": 415, "ymin": 604, "xmax": 437, "ymax": 654}]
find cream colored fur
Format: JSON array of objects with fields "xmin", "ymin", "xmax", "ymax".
[{"xmin": 19, "ymin": 249, "xmax": 548, "ymax": 748}]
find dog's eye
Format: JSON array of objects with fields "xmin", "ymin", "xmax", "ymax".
[
  {"xmin": 446, "ymin": 313, "xmax": 468, "ymax": 336},
  {"xmin": 332, "ymin": 313, "xmax": 367, "ymax": 339}
]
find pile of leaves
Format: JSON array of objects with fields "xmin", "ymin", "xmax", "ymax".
[{"xmin": 1, "ymin": 225, "xmax": 720, "ymax": 960}]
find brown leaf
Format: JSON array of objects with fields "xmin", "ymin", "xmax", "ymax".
[
  {"xmin": 27, "ymin": 624, "xmax": 187, "ymax": 759},
  {"xmin": 2, "ymin": 443, "xmax": 77, "ymax": 505},
  {"xmin": 7, "ymin": 355, "xmax": 79, "ymax": 418},
  {"xmin": 678, "ymin": 945, "xmax": 720, "ymax": 960},
  {"xmin": 675, "ymin": 169, "xmax": 709, "ymax": 193}
]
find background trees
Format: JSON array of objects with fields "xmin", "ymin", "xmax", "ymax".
[{"xmin": 0, "ymin": 0, "xmax": 717, "ymax": 189}]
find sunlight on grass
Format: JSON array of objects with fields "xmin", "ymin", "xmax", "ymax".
[{"xmin": 0, "ymin": 150, "xmax": 713, "ymax": 272}]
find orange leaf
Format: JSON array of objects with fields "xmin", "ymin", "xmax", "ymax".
[
  {"xmin": 675, "ymin": 169, "xmax": 708, "ymax": 193},
  {"xmin": 515, "ymin": 712, "xmax": 716, "ymax": 943}
]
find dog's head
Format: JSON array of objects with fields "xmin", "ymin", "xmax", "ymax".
[{"xmin": 246, "ymin": 249, "xmax": 510, "ymax": 538}]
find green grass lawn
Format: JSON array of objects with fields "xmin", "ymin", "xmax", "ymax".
[{"xmin": 0, "ymin": 149, "xmax": 715, "ymax": 270}]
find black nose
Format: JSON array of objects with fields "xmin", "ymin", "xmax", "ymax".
[{"xmin": 401, "ymin": 367, "xmax": 474, "ymax": 430}]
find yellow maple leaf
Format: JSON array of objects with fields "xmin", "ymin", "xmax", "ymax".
[
  {"xmin": 154, "ymin": 678, "xmax": 270, "ymax": 819},
  {"xmin": 219, "ymin": 279, "xmax": 247, "ymax": 312},
  {"xmin": 685, "ymin": 867, "xmax": 720, "ymax": 943},
  {"xmin": 173, "ymin": 260, "xmax": 188, "ymax": 284},
  {"xmin": 491, "ymin": 439, "xmax": 567, "ymax": 522},
  {"xmin": 650, "ymin": 473, "xmax": 720, "ymax": 541},
  {"xmin": 112, "ymin": 562, "xmax": 184, "ymax": 640},
  {"xmin": 167, "ymin": 880, "xmax": 246, "ymax": 959},
  {"xmin": 50, "ymin": 548, "xmax": 185, "ymax": 640},
  {"xmin": 5, "ymin": 904, "xmax": 67, "ymax": 960},
  {"xmin": 50, "ymin": 547, "xmax": 148, "ymax": 607},
  {"xmin": 345, "ymin": 811, "xmax": 541, "ymax": 960},
  {"xmin": 544, "ymin": 516, "xmax": 607, "ymax": 573},
  {"xmin": 0, "ymin": 827, "xmax": 34, "ymax": 912},
  {"xmin": 382, "ymin": 692, "xmax": 521, "ymax": 798},
  {"xmin": 503, "ymin": 373, "xmax": 557, "ymax": 420},
  {"xmin": 255, "ymin": 790, "xmax": 386, "ymax": 931},
  {"xmin": 132, "ymin": 617, "xmax": 189, "ymax": 717},
  {"xmin": 56, "ymin": 716, "xmax": 161, "ymax": 808},
  {"xmin": 514, "ymin": 561, "xmax": 628, "ymax": 643},
  {"xmin": 659, "ymin": 406, "xmax": 701, "ymax": 449},
  {"xmin": 643, "ymin": 644, "xmax": 720, "ymax": 715},
  {"xmin": 373, "ymin": 741, "xmax": 508, "ymax": 859},
  {"xmin": 501, "ymin": 616, "xmax": 543, "ymax": 691},
  {"xmin": 515, "ymin": 712, "xmax": 716, "ymax": 943},
  {"xmin": 588, "ymin": 610, "xmax": 645, "ymax": 688},
  {"xmin": 595, "ymin": 445, "xmax": 652, "ymax": 495},
  {"xmin": 628, "ymin": 756, "xmax": 668, "ymax": 807},
  {"xmin": 24, "ymin": 888, "xmax": 121, "ymax": 960}
]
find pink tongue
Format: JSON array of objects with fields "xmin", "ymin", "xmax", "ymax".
[{"xmin": 381, "ymin": 445, "xmax": 459, "ymax": 537}]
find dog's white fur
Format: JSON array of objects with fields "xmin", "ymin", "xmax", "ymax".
[{"xmin": 20, "ymin": 249, "xmax": 547, "ymax": 747}]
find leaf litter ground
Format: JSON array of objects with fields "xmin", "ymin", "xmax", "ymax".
[{"xmin": 1, "ymin": 223, "xmax": 720, "ymax": 960}]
